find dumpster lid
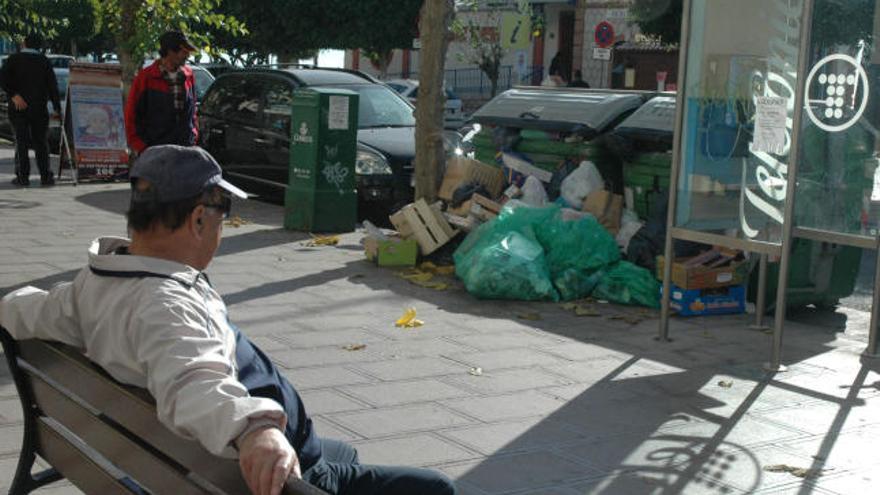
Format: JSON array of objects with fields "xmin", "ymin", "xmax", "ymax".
[
  {"xmin": 471, "ymin": 88, "xmax": 647, "ymax": 135},
  {"xmin": 615, "ymin": 95, "xmax": 676, "ymax": 134}
]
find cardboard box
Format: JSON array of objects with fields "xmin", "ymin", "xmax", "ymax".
[
  {"xmin": 447, "ymin": 199, "xmax": 473, "ymax": 217},
  {"xmin": 389, "ymin": 199, "xmax": 459, "ymax": 255},
  {"xmin": 656, "ymin": 253, "xmax": 746, "ymax": 290},
  {"xmin": 663, "ymin": 284, "xmax": 745, "ymax": 316},
  {"xmin": 582, "ymin": 189, "xmax": 623, "ymax": 234},
  {"xmin": 470, "ymin": 193, "xmax": 501, "ymax": 222},
  {"xmin": 439, "ymin": 157, "xmax": 506, "ymax": 201},
  {"xmin": 364, "ymin": 235, "xmax": 418, "ymax": 266}
]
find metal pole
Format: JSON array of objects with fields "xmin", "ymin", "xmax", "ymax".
[
  {"xmin": 767, "ymin": 0, "xmax": 814, "ymax": 372},
  {"xmin": 658, "ymin": 0, "xmax": 693, "ymax": 342},
  {"xmin": 751, "ymin": 253, "xmax": 769, "ymax": 330},
  {"xmin": 866, "ymin": 245, "xmax": 880, "ymax": 357}
]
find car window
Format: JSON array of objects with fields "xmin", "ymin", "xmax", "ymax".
[
  {"xmin": 445, "ymin": 88, "xmax": 457, "ymax": 100},
  {"xmin": 386, "ymin": 83, "xmax": 405, "ymax": 93},
  {"xmin": 202, "ymin": 76, "xmax": 262, "ymax": 124},
  {"xmin": 346, "ymin": 85, "xmax": 416, "ymax": 128},
  {"xmin": 55, "ymin": 71, "xmax": 69, "ymax": 98},
  {"xmin": 192, "ymin": 67, "xmax": 215, "ymax": 101},
  {"xmin": 264, "ymin": 78, "xmax": 293, "ymax": 136},
  {"xmin": 410, "ymin": 87, "xmax": 418, "ymax": 99}
]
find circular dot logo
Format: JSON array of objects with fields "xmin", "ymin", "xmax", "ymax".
[{"xmin": 804, "ymin": 54, "xmax": 869, "ymax": 132}]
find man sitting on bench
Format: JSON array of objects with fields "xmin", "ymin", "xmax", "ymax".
[{"xmin": 0, "ymin": 145, "xmax": 456, "ymax": 495}]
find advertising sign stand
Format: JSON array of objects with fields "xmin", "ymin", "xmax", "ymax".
[{"xmin": 57, "ymin": 63, "xmax": 129, "ymax": 183}]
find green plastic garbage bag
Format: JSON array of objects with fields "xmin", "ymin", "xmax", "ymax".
[
  {"xmin": 539, "ymin": 214, "xmax": 620, "ymax": 298},
  {"xmin": 592, "ymin": 261, "xmax": 660, "ymax": 308},
  {"xmin": 454, "ymin": 223, "xmax": 559, "ymax": 301}
]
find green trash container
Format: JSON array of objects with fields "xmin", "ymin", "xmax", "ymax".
[
  {"xmin": 285, "ymin": 88, "xmax": 359, "ymax": 232},
  {"xmin": 623, "ymin": 152, "xmax": 672, "ymax": 221},
  {"xmin": 747, "ymin": 239, "xmax": 862, "ymax": 310}
]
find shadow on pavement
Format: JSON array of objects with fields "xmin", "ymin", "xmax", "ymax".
[
  {"xmin": 339, "ymin": 263, "xmax": 864, "ymax": 494},
  {"xmin": 74, "ymin": 188, "xmax": 129, "ymax": 216}
]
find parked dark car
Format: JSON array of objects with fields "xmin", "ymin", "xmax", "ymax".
[{"xmin": 199, "ymin": 68, "xmax": 433, "ymax": 215}]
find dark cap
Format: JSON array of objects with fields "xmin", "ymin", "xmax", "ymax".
[
  {"xmin": 130, "ymin": 145, "xmax": 247, "ymax": 203},
  {"xmin": 159, "ymin": 30, "xmax": 196, "ymax": 53}
]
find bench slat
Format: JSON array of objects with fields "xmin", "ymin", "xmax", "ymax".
[
  {"xmin": 16, "ymin": 339, "xmax": 329, "ymax": 495},
  {"xmin": 18, "ymin": 339, "xmax": 251, "ymax": 493},
  {"xmin": 35, "ymin": 418, "xmax": 135, "ymax": 495},
  {"xmin": 28, "ymin": 372, "xmax": 207, "ymax": 495}
]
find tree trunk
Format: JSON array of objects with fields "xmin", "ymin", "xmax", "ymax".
[
  {"xmin": 414, "ymin": 0, "xmax": 454, "ymax": 203},
  {"xmin": 116, "ymin": 0, "xmax": 141, "ymax": 99}
]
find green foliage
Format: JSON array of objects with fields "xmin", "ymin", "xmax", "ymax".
[
  {"xmin": 210, "ymin": 0, "xmax": 421, "ymax": 64},
  {"xmin": 0, "ymin": 0, "xmax": 67, "ymax": 39},
  {"xmin": 99, "ymin": 0, "xmax": 245, "ymax": 65},
  {"xmin": 629, "ymin": 0, "xmax": 682, "ymax": 45}
]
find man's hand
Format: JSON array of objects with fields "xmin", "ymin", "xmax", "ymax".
[
  {"xmin": 11, "ymin": 95, "xmax": 27, "ymax": 111},
  {"xmin": 238, "ymin": 426, "xmax": 301, "ymax": 495}
]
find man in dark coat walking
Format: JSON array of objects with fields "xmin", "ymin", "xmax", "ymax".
[{"xmin": 0, "ymin": 33, "xmax": 61, "ymax": 186}]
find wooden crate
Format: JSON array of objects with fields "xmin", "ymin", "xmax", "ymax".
[{"xmin": 390, "ymin": 199, "xmax": 458, "ymax": 255}]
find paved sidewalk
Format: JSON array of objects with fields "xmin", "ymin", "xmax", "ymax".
[{"xmin": 0, "ymin": 145, "xmax": 878, "ymax": 494}]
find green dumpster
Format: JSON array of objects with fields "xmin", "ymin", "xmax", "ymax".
[{"xmin": 285, "ymin": 88, "xmax": 359, "ymax": 232}]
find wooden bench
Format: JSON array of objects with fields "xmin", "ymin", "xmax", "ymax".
[{"xmin": 0, "ymin": 326, "xmax": 328, "ymax": 495}]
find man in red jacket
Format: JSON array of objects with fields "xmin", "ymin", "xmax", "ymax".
[{"xmin": 125, "ymin": 31, "xmax": 198, "ymax": 155}]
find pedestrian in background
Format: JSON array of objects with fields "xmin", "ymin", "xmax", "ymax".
[
  {"xmin": 125, "ymin": 31, "xmax": 199, "ymax": 156},
  {"xmin": 0, "ymin": 33, "xmax": 61, "ymax": 187},
  {"xmin": 568, "ymin": 70, "xmax": 590, "ymax": 88}
]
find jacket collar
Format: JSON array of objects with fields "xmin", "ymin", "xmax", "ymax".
[
  {"xmin": 88, "ymin": 237, "xmax": 203, "ymax": 287},
  {"xmin": 145, "ymin": 59, "xmax": 193, "ymax": 79}
]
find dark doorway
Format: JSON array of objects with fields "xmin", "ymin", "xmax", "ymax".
[{"xmin": 557, "ymin": 11, "xmax": 575, "ymax": 82}]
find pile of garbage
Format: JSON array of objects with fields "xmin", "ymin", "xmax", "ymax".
[{"xmin": 453, "ymin": 204, "xmax": 659, "ymax": 307}]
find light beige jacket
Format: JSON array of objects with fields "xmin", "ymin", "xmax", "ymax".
[{"xmin": 0, "ymin": 237, "xmax": 286, "ymax": 457}]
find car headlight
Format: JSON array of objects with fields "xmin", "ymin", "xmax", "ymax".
[
  {"xmin": 356, "ymin": 148, "xmax": 392, "ymax": 175},
  {"xmin": 442, "ymin": 130, "xmax": 465, "ymax": 157}
]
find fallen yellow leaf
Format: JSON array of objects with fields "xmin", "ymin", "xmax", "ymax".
[
  {"xmin": 517, "ymin": 312, "xmax": 542, "ymax": 321},
  {"xmin": 306, "ymin": 234, "xmax": 340, "ymax": 246},
  {"xmin": 224, "ymin": 215, "xmax": 251, "ymax": 227},
  {"xmin": 574, "ymin": 305, "xmax": 600, "ymax": 317},
  {"xmin": 394, "ymin": 307, "xmax": 424, "ymax": 328}
]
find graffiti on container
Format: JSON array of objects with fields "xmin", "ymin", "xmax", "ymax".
[{"xmin": 322, "ymin": 145, "xmax": 348, "ymax": 194}]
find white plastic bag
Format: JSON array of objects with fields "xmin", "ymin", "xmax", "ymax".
[
  {"xmin": 560, "ymin": 160, "xmax": 603, "ymax": 209},
  {"xmin": 615, "ymin": 209, "xmax": 643, "ymax": 252},
  {"xmin": 520, "ymin": 176, "xmax": 548, "ymax": 206}
]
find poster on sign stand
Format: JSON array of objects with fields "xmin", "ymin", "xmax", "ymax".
[{"xmin": 57, "ymin": 63, "xmax": 129, "ymax": 184}]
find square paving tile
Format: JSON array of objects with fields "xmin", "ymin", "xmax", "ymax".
[
  {"xmin": 443, "ymin": 367, "xmax": 572, "ymax": 395},
  {"xmin": 328, "ymin": 403, "xmax": 475, "ymax": 438},
  {"xmin": 298, "ymin": 389, "xmax": 370, "ymax": 415},
  {"xmin": 440, "ymin": 451, "xmax": 599, "ymax": 494},
  {"xmin": 444, "ymin": 390, "xmax": 568, "ymax": 423},
  {"xmin": 439, "ymin": 417, "xmax": 589, "ymax": 456},
  {"xmin": 341, "ymin": 379, "xmax": 473, "ymax": 407},
  {"xmin": 351, "ymin": 433, "xmax": 478, "ymax": 467},
  {"xmin": 353, "ymin": 357, "xmax": 466, "ymax": 381}
]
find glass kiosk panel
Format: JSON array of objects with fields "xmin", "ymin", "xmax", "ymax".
[
  {"xmin": 676, "ymin": 0, "xmax": 805, "ymax": 244},
  {"xmin": 795, "ymin": 0, "xmax": 880, "ymax": 238}
]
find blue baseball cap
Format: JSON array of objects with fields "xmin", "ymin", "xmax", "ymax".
[{"xmin": 130, "ymin": 145, "xmax": 247, "ymax": 202}]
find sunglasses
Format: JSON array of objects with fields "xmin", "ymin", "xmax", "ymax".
[{"xmin": 199, "ymin": 194, "xmax": 232, "ymax": 220}]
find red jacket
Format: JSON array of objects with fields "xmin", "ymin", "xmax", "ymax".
[{"xmin": 125, "ymin": 61, "xmax": 198, "ymax": 153}]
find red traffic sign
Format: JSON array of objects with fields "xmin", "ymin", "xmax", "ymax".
[{"xmin": 594, "ymin": 21, "xmax": 615, "ymax": 48}]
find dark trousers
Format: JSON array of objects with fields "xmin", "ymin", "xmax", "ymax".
[
  {"xmin": 308, "ymin": 439, "xmax": 456, "ymax": 495},
  {"xmin": 11, "ymin": 110, "xmax": 51, "ymax": 183}
]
